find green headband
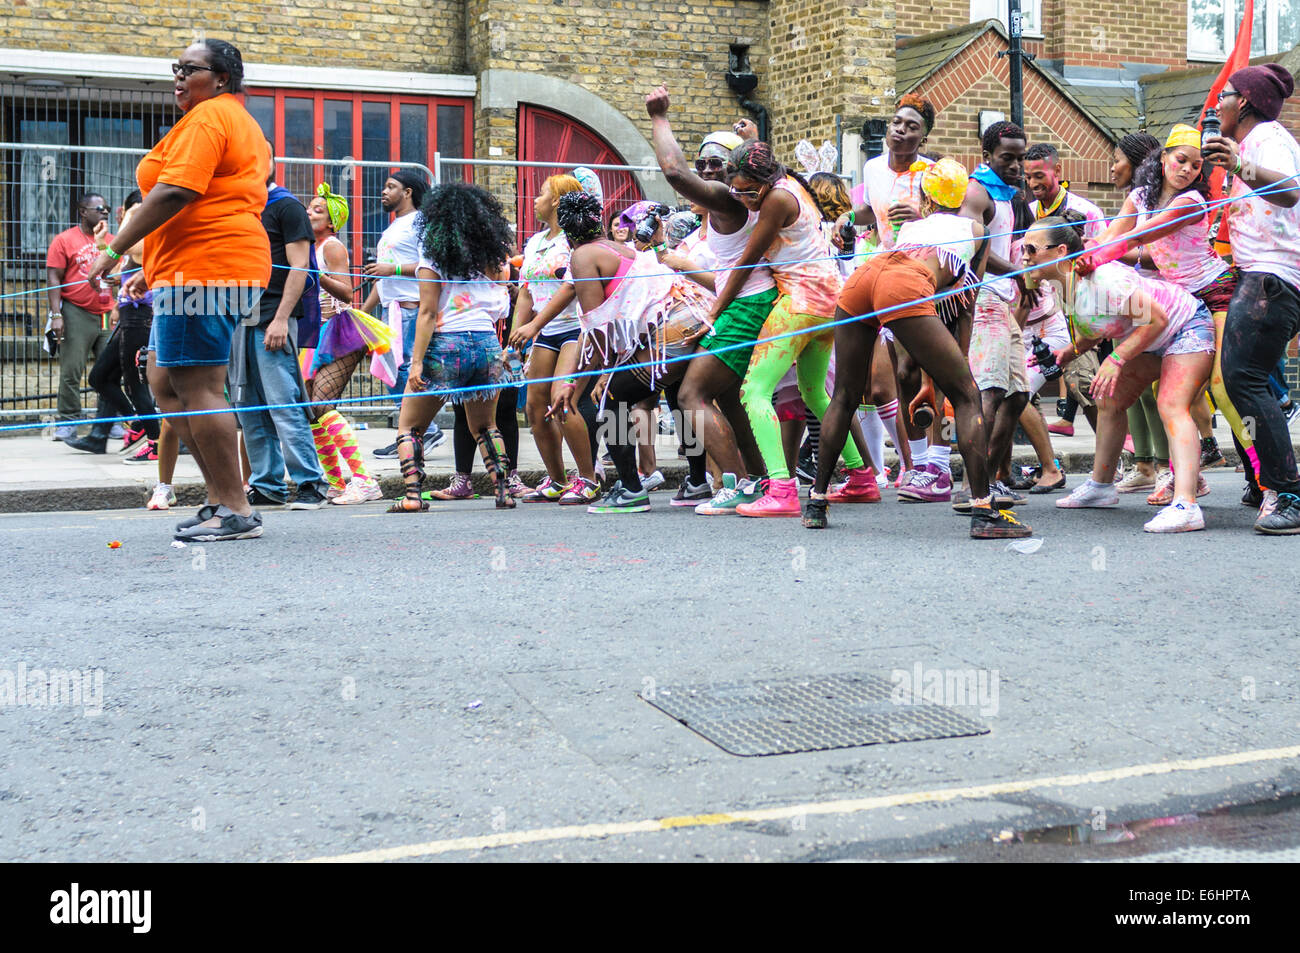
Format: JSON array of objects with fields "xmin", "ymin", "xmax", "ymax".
[{"xmin": 316, "ymin": 182, "xmax": 349, "ymax": 232}]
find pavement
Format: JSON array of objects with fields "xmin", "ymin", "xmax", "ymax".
[
  {"xmin": 3, "ymin": 409, "xmax": 1294, "ymax": 513},
  {"xmin": 1, "ymin": 466, "xmax": 1298, "ymax": 863}
]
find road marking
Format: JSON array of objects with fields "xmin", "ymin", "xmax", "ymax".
[{"xmin": 302, "ymin": 743, "xmax": 1300, "ymax": 862}]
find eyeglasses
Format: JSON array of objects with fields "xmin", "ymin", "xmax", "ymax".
[
  {"xmin": 694, "ymin": 157, "xmax": 726, "ymax": 173},
  {"xmin": 1022, "ymin": 243, "xmax": 1053, "ymax": 257},
  {"xmin": 171, "ymin": 63, "xmax": 218, "ymax": 79},
  {"xmin": 728, "ymin": 186, "xmax": 763, "ymax": 199},
  {"xmin": 1217, "ymin": 90, "xmax": 1240, "ymax": 103}
]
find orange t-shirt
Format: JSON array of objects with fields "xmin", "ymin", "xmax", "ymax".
[{"xmin": 137, "ymin": 94, "xmax": 271, "ymax": 288}]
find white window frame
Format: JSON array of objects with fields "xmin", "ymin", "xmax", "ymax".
[
  {"xmin": 970, "ymin": 0, "xmax": 1044, "ymax": 40},
  {"xmin": 1187, "ymin": 0, "xmax": 1290, "ymax": 61}
]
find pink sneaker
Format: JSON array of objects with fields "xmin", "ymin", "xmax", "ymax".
[
  {"xmin": 898, "ymin": 469, "xmax": 953, "ymax": 502},
  {"xmin": 827, "ymin": 466, "xmax": 882, "ymax": 503},
  {"xmin": 736, "ymin": 477, "xmax": 801, "ymax": 517}
]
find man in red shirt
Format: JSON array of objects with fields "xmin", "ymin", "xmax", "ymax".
[{"xmin": 46, "ymin": 192, "xmax": 114, "ymax": 438}]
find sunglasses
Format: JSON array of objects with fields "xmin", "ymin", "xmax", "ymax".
[
  {"xmin": 1022, "ymin": 243, "xmax": 1057, "ymax": 257},
  {"xmin": 694, "ymin": 156, "xmax": 726, "ymax": 173},
  {"xmin": 81, "ymin": 205, "xmax": 108, "ymax": 214},
  {"xmin": 728, "ymin": 186, "xmax": 763, "ymax": 199},
  {"xmin": 172, "ymin": 63, "xmax": 218, "ymax": 79}
]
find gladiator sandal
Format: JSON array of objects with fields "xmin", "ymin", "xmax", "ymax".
[
  {"xmin": 386, "ymin": 431, "xmax": 428, "ymax": 512},
  {"xmin": 476, "ymin": 427, "xmax": 516, "ymax": 509}
]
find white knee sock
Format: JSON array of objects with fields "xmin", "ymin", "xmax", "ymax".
[
  {"xmin": 908, "ymin": 437, "xmax": 929, "ymax": 468},
  {"xmin": 857, "ymin": 405, "xmax": 887, "ymax": 473},
  {"xmin": 927, "ymin": 444, "xmax": 952, "ymax": 476},
  {"xmin": 877, "ymin": 399, "xmax": 900, "ymax": 465}
]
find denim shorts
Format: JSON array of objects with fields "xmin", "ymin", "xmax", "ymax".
[
  {"xmin": 1161, "ymin": 302, "xmax": 1217, "ymax": 357},
  {"xmin": 420, "ymin": 330, "xmax": 507, "ymax": 404},
  {"xmin": 152, "ymin": 284, "xmax": 255, "ymax": 367}
]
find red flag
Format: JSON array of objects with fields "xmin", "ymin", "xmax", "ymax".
[{"xmin": 1202, "ymin": 0, "xmax": 1254, "ymax": 250}]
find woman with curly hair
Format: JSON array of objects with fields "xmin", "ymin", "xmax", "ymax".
[
  {"xmin": 711, "ymin": 139, "xmax": 876, "ymax": 518},
  {"xmin": 507, "ymin": 173, "xmax": 601, "ymax": 505},
  {"xmin": 551, "ymin": 191, "xmax": 714, "ymax": 513},
  {"xmin": 387, "ymin": 183, "xmax": 517, "ymax": 512},
  {"xmin": 1083, "ymin": 124, "xmax": 1252, "ymax": 506}
]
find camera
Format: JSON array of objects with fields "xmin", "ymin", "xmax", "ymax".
[
  {"xmin": 1031, "ymin": 336, "xmax": 1063, "ymax": 381},
  {"xmin": 634, "ymin": 204, "xmax": 672, "ymax": 245}
]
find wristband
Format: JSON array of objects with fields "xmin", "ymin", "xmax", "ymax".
[
  {"xmin": 395, "ymin": 263, "xmax": 402, "ymax": 277},
  {"xmin": 847, "ymin": 211, "xmax": 855, "ymax": 225},
  {"xmin": 1107, "ymin": 353, "xmax": 1126, "ymax": 368},
  {"xmin": 560, "ymin": 378, "xmax": 577, "ymax": 390},
  {"xmin": 1233, "ymin": 157, "xmax": 1243, "ymax": 177},
  {"xmin": 104, "ymin": 247, "xmax": 122, "ymax": 260}
]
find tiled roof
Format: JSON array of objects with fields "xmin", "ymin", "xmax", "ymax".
[
  {"xmin": 897, "ymin": 20, "xmax": 997, "ymax": 94},
  {"xmin": 1139, "ymin": 50, "xmax": 1287, "ymax": 138},
  {"xmin": 1058, "ymin": 81, "xmax": 1141, "ymax": 139}
]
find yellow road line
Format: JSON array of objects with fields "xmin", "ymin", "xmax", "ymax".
[{"xmin": 303, "ymin": 743, "xmax": 1300, "ymax": 863}]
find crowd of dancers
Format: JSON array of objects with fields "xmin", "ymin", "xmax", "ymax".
[{"xmin": 74, "ymin": 37, "xmax": 1300, "ymax": 542}]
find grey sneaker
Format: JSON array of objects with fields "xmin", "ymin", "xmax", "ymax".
[
  {"xmin": 1255, "ymin": 492, "xmax": 1300, "ymax": 535},
  {"xmin": 174, "ymin": 509, "xmax": 263, "ymax": 541},
  {"xmin": 992, "ymin": 480, "xmax": 1027, "ymax": 508},
  {"xmin": 175, "ymin": 504, "xmax": 219, "ymax": 532},
  {"xmin": 671, "ymin": 478, "xmax": 713, "ymax": 506},
  {"xmin": 640, "ymin": 469, "xmax": 665, "ymax": 492},
  {"xmin": 288, "ymin": 483, "xmax": 327, "ymax": 510},
  {"xmin": 1056, "ymin": 479, "xmax": 1120, "ymax": 508}
]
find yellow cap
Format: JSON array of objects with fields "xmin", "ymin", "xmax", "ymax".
[
  {"xmin": 920, "ymin": 157, "xmax": 969, "ymax": 209},
  {"xmin": 1165, "ymin": 124, "xmax": 1202, "ymax": 152}
]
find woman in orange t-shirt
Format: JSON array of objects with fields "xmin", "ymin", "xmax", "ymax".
[{"xmin": 88, "ymin": 39, "xmax": 271, "ymax": 542}]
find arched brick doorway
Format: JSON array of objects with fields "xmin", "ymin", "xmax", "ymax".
[{"xmin": 517, "ymin": 105, "xmax": 644, "ymax": 242}]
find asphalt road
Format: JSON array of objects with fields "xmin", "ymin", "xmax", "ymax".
[{"xmin": 2, "ymin": 467, "xmax": 1298, "ymax": 863}]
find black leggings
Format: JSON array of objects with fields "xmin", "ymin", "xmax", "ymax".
[
  {"xmin": 604, "ymin": 371, "xmax": 708, "ymax": 492},
  {"xmin": 87, "ymin": 308, "xmax": 158, "ymax": 439},
  {"xmin": 451, "ymin": 388, "xmax": 521, "ymax": 473},
  {"xmin": 1222, "ymin": 272, "xmax": 1300, "ymax": 495}
]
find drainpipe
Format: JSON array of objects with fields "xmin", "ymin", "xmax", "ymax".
[{"xmin": 726, "ymin": 44, "xmax": 770, "ymax": 142}]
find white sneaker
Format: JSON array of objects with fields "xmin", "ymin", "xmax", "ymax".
[
  {"xmin": 1056, "ymin": 479, "xmax": 1120, "ymax": 508},
  {"xmin": 330, "ymin": 477, "xmax": 384, "ymax": 505},
  {"xmin": 1259, "ymin": 488, "xmax": 1279, "ymax": 521},
  {"xmin": 52, "ymin": 425, "xmax": 76, "ymax": 442},
  {"xmin": 639, "ymin": 469, "xmax": 665, "ymax": 492},
  {"xmin": 147, "ymin": 483, "xmax": 177, "ymax": 510},
  {"xmin": 109, "ymin": 423, "xmax": 126, "ymax": 440},
  {"xmin": 1144, "ymin": 500, "xmax": 1205, "ymax": 533}
]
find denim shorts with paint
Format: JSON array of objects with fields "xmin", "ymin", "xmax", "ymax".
[
  {"xmin": 419, "ymin": 330, "xmax": 507, "ymax": 404},
  {"xmin": 1158, "ymin": 302, "xmax": 1217, "ymax": 357}
]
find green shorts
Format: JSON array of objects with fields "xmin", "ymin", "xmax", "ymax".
[{"xmin": 698, "ymin": 287, "xmax": 779, "ymax": 378}]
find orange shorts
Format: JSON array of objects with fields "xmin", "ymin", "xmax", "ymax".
[{"xmin": 838, "ymin": 252, "xmax": 937, "ymax": 326}]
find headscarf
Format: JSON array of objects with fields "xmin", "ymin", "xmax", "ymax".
[
  {"xmin": 700, "ymin": 130, "xmax": 743, "ymax": 158},
  {"xmin": 316, "ymin": 182, "xmax": 350, "ymax": 232},
  {"xmin": 571, "ymin": 167, "xmax": 604, "ymax": 205},
  {"xmin": 664, "ymin": 211, "xmax": 700, "ymax": 248},
  {"xmin": 617, "ymin": 200, "xmax": 667, "ymax": 232},
  {"xmin": 1164, "ymin": 124, "xmax": 1202, "ymax": 152},
  {"xmin": 920, "ymin": 158, "xmax": 968, "ymax": 209}
]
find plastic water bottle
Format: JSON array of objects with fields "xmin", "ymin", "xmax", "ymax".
[{"xmin": 503, "ymin": 347, "xmax": 525, "ymax": 384}]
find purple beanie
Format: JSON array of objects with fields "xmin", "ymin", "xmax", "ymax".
[{"xmin": 1229, "ymin": 63, "xmax": 1295, "ymax": 123}]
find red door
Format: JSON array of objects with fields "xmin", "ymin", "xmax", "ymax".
[{"xmin": 517, "ymin": 105, "xmax": 643, "ymax": 244}]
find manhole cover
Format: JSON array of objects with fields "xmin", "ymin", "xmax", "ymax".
[{"xmin": 643, "ymin": 673, "xmax": 990, "ymax": 756}]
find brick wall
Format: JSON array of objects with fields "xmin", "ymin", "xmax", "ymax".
[
  {"xmin": 913, "ymin": 31, "xmax": 1122, "ymax": 213},
  {"xmin": 0, "ymin": 0, "xmax": 466, "ymax": 73},
  {"xmin": 1057, "ymin": 5, "xmax": 1186, "ymax": 70},
  {"xmin": 468, "ymin": 0, "xmax": 769, "ymax": 163},
  {"xmin": 766, "ymin": 0, "xmax": 898, "ymax": 161}
]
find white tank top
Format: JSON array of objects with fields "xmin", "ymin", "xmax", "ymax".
[
  {"xmin": 763, "ymin": 177, "xmax": 842, "ymax": 317},
  {"xmin": 982, "ymin": 196, "xmax": 1016, "ymax": 302},
  {"xmin": 316, "ymin": 235, "xmax": 349, "ymax": 319},
  {"xmin": 705, "ymin": 211, "xmax": 776, "ymax": 299}
]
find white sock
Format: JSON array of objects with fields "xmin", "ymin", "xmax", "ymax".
[
  {"xmin": 927, "ymin": 445, "xmax": 951, "ymax": 476},
  {"xmin": 877, "ymin": 399, "xmax": 901, "ymax": 451},
  {"xmin": 857, "ymin": 405, "xmax": 887, "ymax": 473},
  {"xmin": 908, "ymin": 438, "xmax": 929, "ymax": 467}
]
